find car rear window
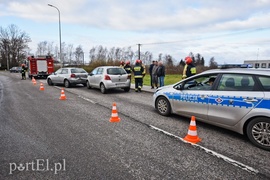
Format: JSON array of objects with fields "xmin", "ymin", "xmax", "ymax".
[
  {"xmin": 257, "ymin": 76, "xmax": 270, "ymax": 91},
  {"xmin": 107, "ymin": 68, "xmax": 126, "ymax": 75},
  {"xmin": 71, "ymin": 68, "xmax": 87, "ymax": 73}
]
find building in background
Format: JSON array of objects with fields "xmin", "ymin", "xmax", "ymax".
[{"xmin": 244, "ymin": 60, "xmax": 270, "ymax": 69}]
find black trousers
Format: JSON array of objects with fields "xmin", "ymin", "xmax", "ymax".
[{"xmin": 135, "ymin": 78, "xmax": 143, "ymax": 89}]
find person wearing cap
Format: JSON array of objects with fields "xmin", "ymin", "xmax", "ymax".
[{"xmin": 182, "ymin": 56, "xmax": 196, "ymax": 79}]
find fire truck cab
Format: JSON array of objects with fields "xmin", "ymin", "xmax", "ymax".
[{"xmin": 27, "ymin": 56, "xmax": 54, "ymax": 79}]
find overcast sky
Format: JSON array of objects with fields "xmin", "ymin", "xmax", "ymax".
[{"xmin": 1, "ymin": 0, "xmax": 270, "ymax": 64}]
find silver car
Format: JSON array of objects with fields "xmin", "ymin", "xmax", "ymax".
[
  {"xmin": 153, "ymin": 68, "xmax": 270, "ymax": 151},
  {"xmin": 86, "ymin": 66, "xmax": 131, "ymax": 94},
  {"xmin": 47, "ymin": 67, "xmax": 88, "ymax": 88}
]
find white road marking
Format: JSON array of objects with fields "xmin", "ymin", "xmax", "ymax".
[
  {"xmin": 78, "ymin": 95, "xmax": 97, "ymax": 104},
  {"xmin": 149, "ymin": 125, "xmax": 259, "ymax": 174}
]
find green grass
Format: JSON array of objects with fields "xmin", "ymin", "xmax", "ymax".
[{"xmin": 131, "ymin": 74, "xmax": 182, "ymax": 86}]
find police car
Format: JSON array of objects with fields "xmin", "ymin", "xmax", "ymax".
[{"xmin": 153, "ymin": 68, "xmax": 270, "ymax": 151}]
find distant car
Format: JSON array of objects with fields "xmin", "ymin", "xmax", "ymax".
[
  {"xmin": 153, "ymin": 68, "xmax": 270, "ymax": 151},
  {"xmin": 86, "ymin": 66, "xmax": 131, "ymax": 94},
  {"xmin": 9, "ymin": 67, "xmax": 22, "ymax": 73},
  {"xmin": 47, "ymin": 67, "xmax": 88, "ymax": 88}
]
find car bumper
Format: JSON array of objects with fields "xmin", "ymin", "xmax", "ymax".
[
  {"xmin": 69, "ymin": 78, "xmax": 87, "ymax": 84},
  {"xmin": 104, "ymin": 82, "xmax": 130, "ymax": 89}
]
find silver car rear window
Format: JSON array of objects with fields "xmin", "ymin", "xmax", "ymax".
[
  {"xmin": 71, "ymin": 68, "xmax": 87, "ymax": 73},
  {"xmin": 107, "ymin": 68, "xmax": 126, "ymax": 75}
]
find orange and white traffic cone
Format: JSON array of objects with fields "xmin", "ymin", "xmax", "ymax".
[
  {"xmin": 32, "ymin": 77, "xmax": 36, "ymax": 85},
  {"xmin": 109, "ymin": 103, "xmax": 120, "ymax": 123},
  {"xmin": 183, "ymin": 116, "xmax": 201, "ymax": 144},
  {"xmin": 39, "ymin": 83, "xmax": 45, "ymax": 91},
  {"xmin": 59, "ymin": 88, "xmax": 67, "ymax": 100}
]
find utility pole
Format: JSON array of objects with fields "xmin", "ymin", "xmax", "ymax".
[{"xmin": 137, "ymin": 44, "xmax": 141, "ymax": 60}]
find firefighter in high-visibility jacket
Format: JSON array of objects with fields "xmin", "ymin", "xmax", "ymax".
[
  {"xmin": 21, "ymin": 64, "xmax": 27, "ymax": 80},
  {"xmin": 133, "ymin": 59, "xmax": 144, "ymax": 92},
  {"xmin": 123, "ymin": 60, "xmax": 132, "ymax": 75},
  {"xmin": 139, "ymin": 60, "xmax": 146, "ymax": 87},
  {"xmin": 119, "ymin": 61, "xmax": 125, "ymax": 68},
  {"xmin": 182, "ymin": 56, "xmax": 196, "ymax": 79}
]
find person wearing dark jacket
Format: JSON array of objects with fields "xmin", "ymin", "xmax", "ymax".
[
  {"xmin": 21, "ymin": 64, "xmax": 27, "ymax": 80},
  {"xmin": 124, "ymin": 60, "xmax": 132, "ymax": 75},
  {"xmin": 157, "ymin": 61, "xmax": 165, "ymax": 87},
  {"xmin": 133, "ymin": 59, "xmax": 144, "ymax": 92},
  {"xmin": 149, "ymin": 61, "xmax": 155, "ymax": 89}
]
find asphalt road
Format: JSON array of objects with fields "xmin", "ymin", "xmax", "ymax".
[{"xmin": 0, "ymin": 71, "xmax": 269, "ymax": 180}]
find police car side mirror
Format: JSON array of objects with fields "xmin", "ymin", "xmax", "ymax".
[{"xmin": 174, "ymin": 84, "xmax": 182, "ymax": 90}]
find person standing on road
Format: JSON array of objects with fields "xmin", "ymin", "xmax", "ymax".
[
  {"xmin": 182, "ymin": 56, "xmax": 196, "ymax": 79},
  {"xmin": 149, "ymin": 60, "xmax": 155, "ymax": 89},
  {"xmin": 133, "ymin": 59, "xmax": 144, "ymax": 92},
  {"xmin": 157, "ymin": 61, "xmax": 165, "ymax": 87},
  {"xmin": 21, "ymin": 64, "xmax": 26, "ymax": 80},
  {"xmin": 152, "ymin": 61, "xmax": 159, "ymax": 88}
]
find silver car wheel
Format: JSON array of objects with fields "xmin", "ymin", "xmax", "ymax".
[
  {"xmin": 64, "ymin": 80, "xmax": 70, "ymax": 88},
  {"xmin": 247, "ymin": 117, "xmax": 270, "ymax": 151},
  {"xmin": 252, "ymin": 122, "xmax": 270, "ymax": 146},
  {"xmin": 86, "ymin": 81, "xmax": 91, "ymax": 89},
  {"xmin": 156, "ymin": 96, "xmax": 171, "ymax": 116},
  {"xmin": 100, "ymin": 83, "xmax": 107, "ymax": 94}
]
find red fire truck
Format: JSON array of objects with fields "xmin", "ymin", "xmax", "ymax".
[{"xmin": 27, "ymin": 56, "xmax": 54, "ymax": 79}]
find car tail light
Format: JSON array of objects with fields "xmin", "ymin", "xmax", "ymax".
[
  {"xmin": 70, "ymin": 74, "xmax": 76, "ymax": 78},
  {"xmin": 127, "ymin": 74, "xmax": 131, "ymax": 79},
  {"xmin": 104, "ymin": 74, "xmax": 111, "ymax": 80}
]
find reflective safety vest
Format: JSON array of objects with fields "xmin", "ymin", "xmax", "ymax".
[
  {"xmin": 133, "ymin": 65, "xmax": 144, "ymax": 78},
  {"xmin": 124, "ymin": 65, "xmax": 132, "ymax": 75},
  {"xmin": 183, "ymin": 64, "xmax": 196, "ymax": 79}
]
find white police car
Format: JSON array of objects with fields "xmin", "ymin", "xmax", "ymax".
[{"xmin": 153, "ymin": 68, "xmax": 270, "ymax": 151}]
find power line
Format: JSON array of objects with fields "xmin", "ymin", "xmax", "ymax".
[{"xmin": 137, "ymin": 27, "xmax": 270, "ymax": 46}]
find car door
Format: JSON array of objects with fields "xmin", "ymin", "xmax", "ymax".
[
  {"xmin": 207, "ymin": 73, "xmax": 264, "ymax": 126},
  {"xmin": 88, "ymin": 68, "xmax": 103, "ymax": 88},
  {"xmin": 172, "ymin": 73, "xmax": 218, "ymax": 120},
  {"xmin": 58, "ymin": 68, "xmax": 69, "ymax": 84},
  {"xmin": 51, "ymin": 68, "xmax": 62, "ymax": 83}
]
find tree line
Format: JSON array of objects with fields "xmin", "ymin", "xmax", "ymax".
[{"xmin": 0, "ymin": 24, "xmax": 218, "ymax": 73}]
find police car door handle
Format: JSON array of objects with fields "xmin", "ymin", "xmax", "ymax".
[
  {"xmin": 244, "ymin": 98, "xmax": 258, "ymax": 102},
  {"xmin": 200, "ymin": 95, "xmax": 208, "ymax": 99}
]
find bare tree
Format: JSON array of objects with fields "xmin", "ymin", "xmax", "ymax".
[
  {"xmin": 209, "ymin": 57, "xmax": 218, "ymax": 68},
  {"xmin": 0, "ymin": 24, "xmax": 31, "ymax": 68},
  {"xmin": 74, "ymin": 45, "xmax": 84, "ymax": 65}
]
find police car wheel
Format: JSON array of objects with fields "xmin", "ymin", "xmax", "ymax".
[
  {"xmin": 156, "ymin": 96, "xmax": 171, "ymax": 116},
  {"xmin": 246, "ymin": 117, "xmax": 270, "ymax": 151},
  {"xmin": 100, "ymin": 83, "xmax": 107, "ymax": 94}
]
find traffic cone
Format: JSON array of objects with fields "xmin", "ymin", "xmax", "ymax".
[
  {"xmin": 32, "ymin": 77, "xmax": 36, "ymax": 85},
  {"xmin": 39, "ymin": 83, "xmax": 44, "ymax": 91},
  {"xmin": 109, "ymin": 103, "xmax": 120, "ymax": 123},
  {"xmin": 183, "ymin": 116, "xmax": 201, "ymax": 144},
  {"xmin": 59, "ymin": 88, "xmax": 67, "ymax": 100}
]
